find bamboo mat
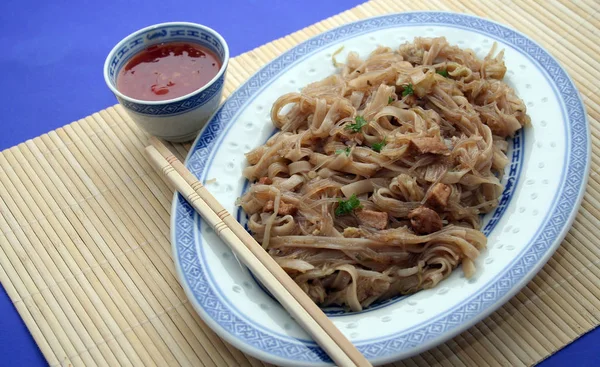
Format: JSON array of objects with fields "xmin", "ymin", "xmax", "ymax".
[{"xmin": 1, "ymin": 0, "xmax": 598, "ymax": 366}]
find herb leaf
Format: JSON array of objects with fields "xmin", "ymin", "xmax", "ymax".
[
  {"xmin": 346, "ymin": 116, "xmax": 368, "ymax": 133},
  {"xmin": 402, "ymin": 83, "xmax": 414, "ymax": 97},
  {"xmin": 388, "ymin": 96, "xmax": 394, "ymax": 104},
  {"xmin": 335, "ymin": 146, "xmax": 351, "ymax": 156},
  {"xmin": 335, "ymin": 194, "xmax": 362, "ymax": 216},
  {"xmin": 436, "ymin": 69, "xmax": 449, "ymax": 78},
  {"xmin": 372, "ymin": 137, "xmax": 387, "ymax": 153}
]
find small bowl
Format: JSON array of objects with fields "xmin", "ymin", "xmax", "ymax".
[{"xmin": 104, "ymin": 22, "xmax": 229, "ymax": 142}]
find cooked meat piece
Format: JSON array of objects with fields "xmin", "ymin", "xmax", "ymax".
[
  {"xmin": 410, "ymin": 136, "xmax": 448, "ymax": 154},
  {"xmin": 426, "ymin": 183, "xmax": 451, "ymax": 208},
  {"xmin": 258, "ymin": 176, "xmax": 273, "ymax": 184},
  {"xmin": 356, "ymin": 209, "xmax": 388, "ymax": 229},
  {"xmin": 408, "ymin": 206, "xmax": 443, "ymax": 234},
  {"xmin": 262, "ymin": 200, "xmax": 297, "ymax": 215}
]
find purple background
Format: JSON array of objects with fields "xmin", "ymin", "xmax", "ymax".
[{"xmin": 0, "ymin": 0, "xmax": 597, "ymax": 365}]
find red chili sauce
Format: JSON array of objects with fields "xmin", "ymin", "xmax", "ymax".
[{"xmin": 117, "ymin": 42, "xmax": 221, "ymax": 101}]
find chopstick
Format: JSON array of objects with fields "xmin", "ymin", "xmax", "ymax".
[{"xmin": 144, "ymin": 137, "xmax": 372, "ymax": 367}]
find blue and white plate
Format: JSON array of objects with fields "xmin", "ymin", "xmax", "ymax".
[{"xmin": 172, "ymin": 12, "xmax": 590, "ymax": 366}]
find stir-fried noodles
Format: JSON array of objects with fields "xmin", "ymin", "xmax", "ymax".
[{"xmin": 238, "ymin": 37, "xmax": 530, "ymax": 312}]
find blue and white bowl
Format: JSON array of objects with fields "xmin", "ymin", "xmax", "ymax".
[{"xmin": 104, "ymin": 22, "xmax": 229, "ymax": 142}]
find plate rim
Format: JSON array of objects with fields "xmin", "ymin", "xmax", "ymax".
[{"xmin": 171, "ymin": 10, "xmax": 591, "ymax": 366}]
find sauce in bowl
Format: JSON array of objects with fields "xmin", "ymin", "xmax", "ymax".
[{"xmin": 116, "ymin": 42, "xmax": 221, "ymax": 101}]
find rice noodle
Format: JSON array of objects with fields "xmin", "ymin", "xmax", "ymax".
[{"xmin": 238, "ymin": 37, "xmax": 529, "ymax": 312}]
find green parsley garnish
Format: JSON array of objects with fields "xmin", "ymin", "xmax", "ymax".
[
  {"xmin": 346, "ymin": 116, "xmax": 368, "ymax": 133},
  {"xmin": 335, "ymin": 146, "xmax": 351, "ymax": 156},
  {"xmin": 436, "ymin": 69, "xmax": 449, "ymax": 77},
  {"xmin": 335, "ymin": 194, "xmax": 362, "ymax": 216},
  {"xmin": 401, "ymin": 83, "xmax": 414, "ymax": 97},
  {"xmin": 372, "ymin": 137, "xmax": 387, "ymax": 153},
  {"xmin": 388, "ymin": 96, "xmax": 394, "ymax": 104}
]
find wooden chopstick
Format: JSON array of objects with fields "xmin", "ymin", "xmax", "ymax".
[{"xmin": 144, "ymin": 140, "xmax": 371, "ymax": 367}]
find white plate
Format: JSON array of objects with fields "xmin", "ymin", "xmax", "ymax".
[{"xmin": 172, "ymin": 12, "xmax": 590, "ymax": 366}]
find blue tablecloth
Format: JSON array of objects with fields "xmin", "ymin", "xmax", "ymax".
[{"xmin": 0, "ymin": 1, "xmax": 596, "ymax": 365}]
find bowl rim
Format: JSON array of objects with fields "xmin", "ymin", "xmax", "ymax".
[{"xmin": 103, "ymin": 21, "xmax": 230, "ymax": 106}]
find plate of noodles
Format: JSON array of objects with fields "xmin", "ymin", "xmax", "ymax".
[{"xmin": 172, "ymin": 12, "xmax": 589, "ymax": 366}]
